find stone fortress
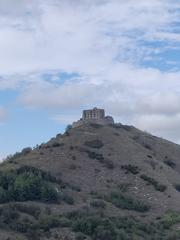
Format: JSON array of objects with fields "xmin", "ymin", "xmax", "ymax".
[{"xmin": 72, "ymin": 107, "xmax": 114, "ymax": 128}]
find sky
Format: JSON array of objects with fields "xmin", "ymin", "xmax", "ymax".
[{"xmin": 0, "ymin": 0, "xmax": 180, "ymax": 159}]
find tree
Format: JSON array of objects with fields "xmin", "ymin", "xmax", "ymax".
[{"xmin": 66, "ymin": 124, "xmax": 72, "ymax": 132}]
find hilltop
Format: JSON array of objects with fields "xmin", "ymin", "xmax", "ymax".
[{"xmin": 1, "ymin": 122, "xmax": 180, "ymax": 239}]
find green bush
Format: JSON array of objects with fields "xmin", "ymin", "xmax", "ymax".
[
  {"xmin": 21, "ymin": 147, "xmax": 32, "ymax": 155},
  {"xmin": 143, "ymin": 144, "xmax": 152, "ymax": 150},
  {"xmin": 140, "ymin": 174, "xmax": 167, "ymax": 192},
  {"xmin": 39, "ymin": 215, "xmax": 61, "ymax": 231},
  {"xmin": 0, "ymin": 166, "xmax": 59, "ymax": 203},
  {"xmin": 86, "ymin": 150, "xmax": 104, "ymax": 161},
  {"xmin": 0, "ymin": 205, "xmax": 178, "ymax": 240},
  {"xmin": 174, "ymin": 184, "xmax": 180, "ymax": 192},
  {"xmin": 14, "ymin": 172, "xmax": 43, "ymax": 201},
  {"xmin": 161, "ymin": 211, "xmax": 180, "ymax": 229},
  {"xmin": 72, "ymin": 215, "xmax": 102, "ymax": 236},
  {"xmin": 72, "ymin": 215, "xmax": 117, "ymax": 239},
  {"xmin": 84, "ymin": 140, "xmax": 104, "ymax": 149},
  {"xmin": 93, "ymin": 222, "xmax": 117, "ymax": 240},
  {"xmin": 11, "ymin": 203, "xmax": 41, "ymax": 218},
  {"xmin": 104, "ymin": 159, "xmax": 114, "ymax": 169},
  {"xmin": 62, "ymin": 194, "xmax": 74, "ymax": 205},
  {"xmin": 121, "ymin": 164, "xmax": 140, "ymax": 175},
  {"xmin": 16, "ymin": 166, "xmax": 58, "ymax": 183},
  {"xmin": 90, "ymin": 200, "xmax": 106, "ymax": 209},
  {"xmin": 85, "ymin": 150, "xmax": 114, "ymax": 169},
  {"xmin": 164, "ymin": 159, "xmax": 176, "ymax": 169},
  {"xmin": 52, "ymin": 142, "xmax": 64, "ymax": 148},
  {"xmin": 41, "ymin": 184, "xmax": 58, "ymax": 202},
  {"xmin": 66, "ymin": 124, "xmax": 72, "ymax": 132},
  {"xmin": 106, "ymin": 191, "xmax": 150, "ymax": 212},
  {"xmin": 65, "ymin": 210, "xmax": 170, "ymax": 240},
  {"xmin": 75, "ymin": 233, "xmax": 87, "ymax": 240},
  {"xmin": 0, "ymin": 186, "xmax": 9, "ymax": 203}
]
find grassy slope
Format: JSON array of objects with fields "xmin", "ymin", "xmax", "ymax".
[{"xmin": 1, "ymin": 123, "xmax": 180, "ymax": 239}]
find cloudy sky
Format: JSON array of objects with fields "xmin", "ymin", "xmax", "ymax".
[{"xmin": 0, "ymin": 0, "xmax": 180, "ymax": 159}]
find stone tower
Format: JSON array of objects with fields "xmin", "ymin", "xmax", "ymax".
[
  {"xmin": 83, "ymin": 107, "xmax": 105, "ymax": 120},
  {"xmin": 72, "ymin": 107, "xmax": 114, "ymax": 128}
]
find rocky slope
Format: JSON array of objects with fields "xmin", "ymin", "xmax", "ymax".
[{"xmin": 1, "ymin": 122, "xmax": 180, "ymax": 240}]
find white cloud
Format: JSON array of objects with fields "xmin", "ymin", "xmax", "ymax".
[
  {"xmin": 18, "ymin": 65, "xmax": 180, "ymax": 112},
  {"xmin": 0, "ymin": 0, "xmax": 179, "ymax": 76},
  {"xmin": 136, "ymin": 93, "xmax": 180, "ymax": 115},
  {"xmin": 18, "ymin": 80, "xmax": 102, "ymax": 109},
  {"xmin": 51, "ymin": 113, "xmax": 81, "ymax": 125},
  {"xmin": 134, "ymin": 114, "xmax": 180, "ymax": 143},
  {"xmin": 0, "ymin": 0, "xmax": 180, "ymax": 143}
]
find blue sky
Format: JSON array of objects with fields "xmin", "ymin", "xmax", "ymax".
[{"xmin": 0, "ymin": 0, "xmax": 180, "ymax": 159}]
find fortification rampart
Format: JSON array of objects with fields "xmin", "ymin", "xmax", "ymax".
[{"xmin": 72, "ymin": 108, "xmax": 114, "ymax": 128}]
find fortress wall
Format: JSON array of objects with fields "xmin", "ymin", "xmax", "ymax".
[{"xmin": 72, "ymin": 117, "xmax": 114, "ymax": 128}]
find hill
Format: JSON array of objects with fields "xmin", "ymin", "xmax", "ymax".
[{"xmin": 1, "ymin": 122, "xmax": 180, "ymax": 239}]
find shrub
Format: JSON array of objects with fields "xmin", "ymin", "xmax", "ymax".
[
  {"xmin": 21, "ymin": 147, "xmax": 32, "ymax": 155},
  {"xmin": 0, "ymin": 207, "xmax": 20, "ymax": 224},
  {"xmin": 117, "ymin": 183, "xmax": 131, "ymax": 193},
  {"xmin": 66, "ymin": 210, "xmax": 169, "ymax": 240},
  {"xmin": 121, "ymin": 164, "xmax": 140, "ymax": 175},
  {"xmin": 103, "ymin": 159, "xmax": 114, "ymax": 169},
  {"xmin": 72, "ymin": 215, "xmax": 102, "ymax": 236},
  {"xmin": 85, "ymin": 150, "xmax": 114, "ymax": 169},
  {"xmin": 147, "ymin": 160, "xmax": 157, "ymax": 170},
  {"xmin": 40, "ymin": 184, "xmax": 58, "ymax": 203},
  {"xmin": 70, "ymin": 146, "xmax": 74, "ymax": 150},
  {"xmin": 14, "ymin": 172, "xmax": 43, "ymax": 201},
  {"xmin": 174, "ymin": 184, "xmax": 180, "ymax": 192},
  {"xmin": 143, "ymin": 144, "xmax": 152, "ymax": 150},
  {"xmin": 3, "ymin": 153, "xmax": 21, "ymax": 163},
  {"xmin": 107, "ymin": 190, "xmax": 150, "ymax": 212},
  {"xmin": 39, "ymin": 215, "xmax": 61, "ymax": 231},
  {"xmin": 0, "ymin": 205, "xmax": 176, "ymax": 240},
  {"xmin": 66, "ymin": 124, "xmax": 72, "ymax": 132},
  {"xmin": 16, "ymin": 166, "xmax": 58, "ymax": 183},
  {"xmin": 164, "ymin": 160, "xmax": 176, "ymax": 169},
  {"xmin": 90, "ymin": 123, "xmax": 102, "ymax": 128},
  {"xmin": 161, "ymin": 211, "xmax": 180, "ymax": 229},
  {"xmin": 93, "ymin": 223, "xmax": 117, "ymax": 240},
  {"xmin": 84, "ymin": 140, "xmax": 104, "ymax": 149},
  {"xmin": 0, "ymin": 166, "xmax": 59, "ymax": 203},
  {"xmin": 52, "ymin": 142, "xmax": 64, "ymax": 148},
  {"xmin": 70, "ymin": 184, "xmax": 81, "ymax": 192},
  {"xmin": 114, "ymin": 133, "xmax": 119, "ymax": 136},
  {"xmin": 69, "ymin": 164, "xmax": 77, "ymax": 170},
  {"xmin": 0, "ymin": 187, "xmax": 9, "ymax": 203},
  {"xmin": 156, "ymin": 185, "xmax": 167, "ymax": 192},
  {"xmin": 86, "ymin": 150, "xmax": 104, "ymax": 161},
  {"xmin": 72, "ymin": 156, "xmax": 76, "ymax": 160},
  {"xmin": 13, "ymin": 217, "xmax": 36, "ymax": 233},
  {"xmin": 90, "ymin": 200, "xmax": 106, "ymax": 209},
  {"xmin": 12, "ymin": 203, "xmax": 41, "ymax": 218},
  {"xmin": 140, "ymin": 174, "xmax": 167, "ymax": 192},
  {"xmin": 110, "ymin": 123, "xmax": 122, "ymax": 129},
  {"xmin": 62, "ymin": 194, "xmax": 75, "ymax": 205},
  {"xmin": 75, "ymin": 233, "xmax": 87, "ymax": 240}
]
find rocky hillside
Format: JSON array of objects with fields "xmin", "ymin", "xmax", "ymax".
[{"xmin": 1, "ymin": 122, "xmax": 180, "ymax": 240}]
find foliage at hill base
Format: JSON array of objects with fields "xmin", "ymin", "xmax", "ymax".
[
  {"xmin": 0, "ymin": 166, "xmax": 61, "ymax": 203},
  {"xmin": 0, "ymin": 203, "xmax": 180, "ymax": 240}
]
